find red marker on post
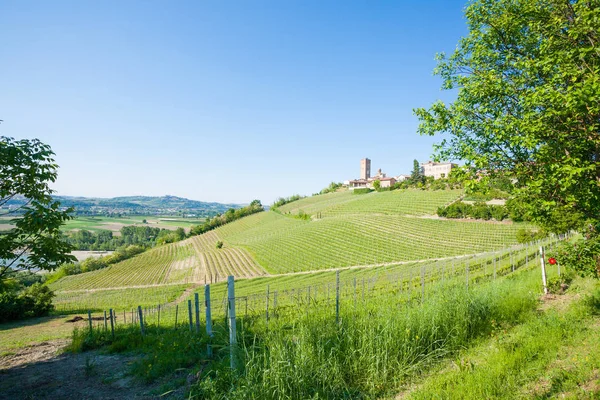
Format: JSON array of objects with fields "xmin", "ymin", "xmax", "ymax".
[{"xmin": 548, "ymin": 257, "xmax": 557, "ymax": 265}]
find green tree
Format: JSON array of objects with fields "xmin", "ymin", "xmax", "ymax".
[
  {"xmin": 0, "ymin": 136, "xmax": 75, "ymax": 284},
  {"xmin": 410, "ymin": 159, "xmax": 423, "ymax": 184},
  {"xmin": 372, "ymin": 180, "xmax": 381, "ymax": 191},
  {"xmin": 415, "ymin": 0, "xmax": 600, "ymax": 234}
]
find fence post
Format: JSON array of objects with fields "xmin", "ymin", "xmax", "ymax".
[
  {"xmin": 188, "ymin": 300, "xmax": 193, "ymax": 332},
  {"xmin": 539, "ymin": 246, "xmax": 548, "ymax": 294},
  {"xmin": 123, "ymin": 310, "xmax": 126, "ymax": 325},
  {"xmin": 335, "ymin": 270, "xmax": 340, "ymax": 325},
  {"xmin": 157, "ymin": 304, "xmax": 161, "ymax": 328},
  {"xmin": 420, "ymin": 266, "xmax": 425, "ymax": 303},
  {"xmin": 109, "ymin": 309, "xmax": 115, "ymax": 339},
  {"xmin": 266, "ymin": 285, "xmax": 270, "ymax": 324},
  {"xmin": 466, "ymin": 264, "xmax": 469, "ymax": 292},
  {"xmin": 195, "ymin": 293, "xmax": 200, "ymax": 334},
  {"xmin": 227, "ymin": 276, "xmax": 237, "ymax": 370},
  {"xmin": 353, "ymin": 277, "xmax": 357, "ymax": 308},
  {"xmin": 205, "ymin": 284, "xmax": 213, "ymax": 358},
  {"xmin": 88, "ymin": 310, "xmax": 92, "ymax": 334},
  {"xmin": 273, "ymin": 290, "xmax": 278, "ymax": 318},
  {"xmin": 137, "ymin": 306, "xmax": 145, "ymax": 336},
  {"xmin": 175, "ymin": 304, "xmax": 179, "ymax": 327}
]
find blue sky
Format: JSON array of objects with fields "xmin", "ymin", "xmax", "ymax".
[{"xmin": 0, "ymin": 0, "xmax": 467, "ymax": 204}]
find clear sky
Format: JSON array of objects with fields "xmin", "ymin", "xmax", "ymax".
[{"xmin": 0, "ymin": 0, "xmax": 467, "ymax": 204}]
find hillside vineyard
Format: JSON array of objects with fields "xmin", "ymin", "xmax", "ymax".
[{"xmin": 50, "ymin": 190, "xmax": 530, "ymax": 292}]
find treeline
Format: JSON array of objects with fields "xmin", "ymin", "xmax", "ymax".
[
  {"xmin": 272, "ymin": 195, "xmax": 304, "ymax": 209},
  {"xmin": 437, "ymin": 201, "xmax": 510, "ymax": 221},
  {"xmin": 189, "ymin": 200, "xmax": 263, "ymax": 236},
  {"xmin": 45, "ymin": 244, "xmax": 146, "ymax": 284},
  {"xmin": 64, "ymin": 226, "xmax": 186, "ymax": 251}
]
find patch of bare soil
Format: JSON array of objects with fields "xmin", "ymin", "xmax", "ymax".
[
  {"xmin": 0, "ymin": 340, "xmax": 181, "ymax": 400},
  {"xmin": 537, "ymin": 292, "xmax": 579, "ymax": 313}
]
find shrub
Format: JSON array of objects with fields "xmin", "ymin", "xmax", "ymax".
[
  {"xmin": 0, "ymin": 283, "xmax": 55, "ymax": 322},
  {"xmin": 352, "ymin": 188, "xmax": 372, "ymax": 194},
  {"xmin": 551, "ymin": 235, "xmax": 600, "ymax": 278},
  {"xmin": 216, "ymin": 241, "xmax": 224, "ymax": 249},
  {"xmin": 471, "ymin": 202, "xmax": 492, "ymax": 220},
  {"xmin": 547, "ymin": 270, "xmax": 574, "ymax": 294},
  {"xmin": 490, "ymin": 205, "xmax": 509, "ymax": 221}
]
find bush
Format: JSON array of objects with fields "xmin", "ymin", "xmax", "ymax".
[
  {"xmin": 547, "ymin": 270, "xmax": 574, "ymax": 294},
  {"xmin": 471, "ymin": 202, "xmax": 492, "ymax": 220},
  {"xmin": 352, "ymin": 188, "xmax": 372, "ymax": 194},
  {"xmin": 438, "ymin": 201, "xmax": 509, "ymax": 221},
  {"xmin": 490, "ymin": 205, "xmax": 509, "ymax": 221},
  {"xmin": 216, "ymin": 241, "xmax": 224, "ymax": 249},
  {"xmin": 515, "ymin": 228, "xmax": 548, "ymax": 244},
  {"xmin": 0, "ymin": 283, "xmax": 55, "ymax": 322},
  {"xmin": 550, "ymin": 235, "xmax": 600, "ymax": 278}
]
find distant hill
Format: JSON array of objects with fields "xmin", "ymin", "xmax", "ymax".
[{"xmin": 4, "ymin": 195, "xmax": 241, "ymax": 217}]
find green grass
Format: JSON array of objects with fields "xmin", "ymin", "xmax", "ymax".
[
  {"xmin": 0, "ymin": 315, "xmax": 87, "ymax": 354},
  {"xmin": 53, "ymin": 284, "xmax": 190, "ymax": 313},
  {"xmin": 405, "ymin": 279, "xmax": 600, "ymax": 399},
  {"xmin": 69, "ymin": 259, "xmax": 549, "ymax": 399}
]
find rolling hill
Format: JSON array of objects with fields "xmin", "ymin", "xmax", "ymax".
[{"xmin": 50, "ymin": 188, "xmax": 531, "ymax": 292}]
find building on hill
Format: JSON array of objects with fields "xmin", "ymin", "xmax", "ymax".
[
  {"xmin": 421, "ymin": 161, "xmax": 457, "ymax": 179},
  {"xmin": 394, "ymin": 174, "xmax": 411, "ymax": 182},
  {"xmin": 360, "ymin": 158, "xmax": 371, "ymax": 180},
  {"xmin": 379, "ymin": 177, "xmax": 396, "ymax": 188},
  {"xmin": 349, "ymin": 179, "xmax": 370, "ymax": 189}
]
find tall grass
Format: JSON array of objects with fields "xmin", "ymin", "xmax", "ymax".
[
  {"xmin": 69, "ymin": 265, "xmax": 544, "ymax": 399},
  {"xmin": 191, "ymin": 269, "xmax": 540, "ymax": 399}
]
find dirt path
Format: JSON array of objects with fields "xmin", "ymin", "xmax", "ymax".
[{"xmin": 0, "ymin": 339, "xmax": 181, "ymax": 399}]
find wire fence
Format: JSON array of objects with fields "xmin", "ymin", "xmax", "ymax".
[{"xmin": 77, "ymin": 234, "xmax": 569, "ymax": 342}]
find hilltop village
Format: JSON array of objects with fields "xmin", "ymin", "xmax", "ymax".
[{"xmin": 346, "ymin": 158, "xmax": 458, "ymax": 190}]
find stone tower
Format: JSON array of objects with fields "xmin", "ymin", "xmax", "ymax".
[{"xmin": 360, "ymin": 158, "xmax": 371, "ymax": 180}]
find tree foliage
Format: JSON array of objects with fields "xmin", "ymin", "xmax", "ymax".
[
  {"xmin": 0, "ymin": 136, "xmax": 75, "ymax": 282},
  {"xmin": 189, "ymin": 201, "xmax": 264, "ymax": 236},
  {"xmin": 410, "ymin": 159, "xmax": 424, "ymax": 184},
  {"xmin": 415, "ymin": 0, "xmax": 600, "ymax": 234}
]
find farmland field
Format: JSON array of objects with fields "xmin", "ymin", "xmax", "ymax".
[{"xmin": 61, "ymin": 215, "xmax": 205, "ymax": 234}]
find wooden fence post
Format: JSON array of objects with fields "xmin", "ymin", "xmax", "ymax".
[
  {"xmin": 88, "ymin": 310, "xmax": 92, "ymax": 334},
  {"xmin": 195, "ymin": 293, "xmax": 200, "ymax": 334},
  {"xmin": 539, "ymin": 246, "xmax": 548, "ymax": 294},
  {"xmin": 157, "ymin": 305, "xmax": 161, "ymax": 328},
  {"xmin": 175, "ymin": 304, "xmax": 179, "ymax": 327},
  {"xmin": 109, "ymin": 309, "xmax": 115, "ymax": 339},
  {"xmin": 466, "ymin": 264, "xmax": 470, "ymax": 292},
  {"xmin": 137, "ymin": 306, "xmax": 145, "ymax": 336},
  {"xmin": 420, "ymin": 266, "xmax": 425, "ymax": 303},
  {"xmin": 266, "ymin": 285, "xmax": 270, "ymax": 324},
  {"xmin": 353, "ymin": 277, "xmax": 357, "ymax": 308},
  {"xmin": 335, "ymin": 270, "xmax": 340, "ymax": 325},
  {"xmin": 188, "ymin": 300, "xmax": 193, "ymax": 332},
  {"xmin": 205, "ymin": 284, "xmax": 213, "ymax": 358},
  {"xmin": 227, "ymin": 276, "xmax": 237, "ymax": 370}
]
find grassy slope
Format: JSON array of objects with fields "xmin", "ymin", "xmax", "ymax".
[{"xmin": 401, "ymin": 278, "xmax": 600, "ymax": 399}]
